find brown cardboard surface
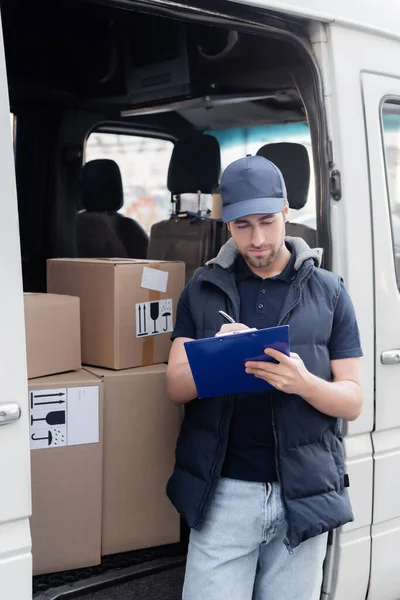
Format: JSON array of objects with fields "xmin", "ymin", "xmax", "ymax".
[
  {"xmin": 211, "ymin": 193, "xmax": 222, "ymax": 219},
  {"xmin": 84, "ymin": 363, "xmax": 181, "ymax": 555},
  {"xmin": 47, "ymin": 259, "xmax": 185, "ymax": 370},
  {"xmin": 29, "ymin": 370, "xmax": 103, "ymax": 575},
  {"xmin": 24, "ymin": 293, "xmax": 81, "ymax": 379}
]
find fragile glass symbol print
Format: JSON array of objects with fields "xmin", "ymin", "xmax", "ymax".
[
  {"xmin": 29, "ymin": 386, "xmax": 100, "ymax": 450},
  {"xmin": 29, "ymin": 388, "xmax": 67, "ymax": 449},
  {"xmin": 136, "ymin": 299, "xmax": 173, "ymax": 338}
]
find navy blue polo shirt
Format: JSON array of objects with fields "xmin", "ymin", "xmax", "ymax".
[
  {"xmin": 221, "ymin": 247, "xmax": 296, "ymax": 482},
  {"xmin": 172, "ymin": 242, "xmax": 363, "ymax": 483}
]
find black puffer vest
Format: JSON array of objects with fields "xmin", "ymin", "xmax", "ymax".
[{"xmin": 167, "ymin": 237, "xmax": 353, "ymax": 549}]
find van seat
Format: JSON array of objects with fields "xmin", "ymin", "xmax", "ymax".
[
  {"xmin": 256, "ymin": 143, "xmax": 316, "ymax": 248},
  {"xmin": 147, "ymin": 134, "xmax": 228, "ymax": 282},
  {"xmin": 76, "ymin": 159, "xmax": 148, "ymax": 258},
  {"xmin": 167, "ymin": 133, "xmax": 221, "ymax": 201}
]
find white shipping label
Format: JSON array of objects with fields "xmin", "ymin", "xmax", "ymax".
[
  {"xmin": 136, "ymin": 298, "xmax": 173, "ymax": 338},
  {"xmin": 67, "ymin": 386, "xmax": 99, "ymax": 446},
  {"xmin": 141, "ymin": 266, "xmax": 169, "ymax": 293},
  {"xmin": 29, "ymin": 386, "xmax": 100, "ymax": 450}
]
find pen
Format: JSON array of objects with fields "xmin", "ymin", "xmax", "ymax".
[{"xmin": 219, "ymin": 310, "xmax": 236, "ymax": 324}]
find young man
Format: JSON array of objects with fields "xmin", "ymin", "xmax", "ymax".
[{"xmin": 166, "ymin": 155, "xmax": 363, "ymax": 600}]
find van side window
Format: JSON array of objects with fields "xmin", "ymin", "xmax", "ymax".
[
  {"xmin": 382, "ymin": 102, "xmax": 400, "ymax": 287},
  {"xmin": 85, "ymin": 133, "xmax": 174, "ymax": 234}
]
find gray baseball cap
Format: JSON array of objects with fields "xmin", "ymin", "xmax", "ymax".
[{"xmin": 220, "ymin": 155, "xmax": 287, "ymax": 223}]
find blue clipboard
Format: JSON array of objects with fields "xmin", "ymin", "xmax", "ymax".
[{"xmin": 184, "ymin": 325, "xmax": 290, "ymax": 398}]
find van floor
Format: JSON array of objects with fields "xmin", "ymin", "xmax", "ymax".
[
  {"xmin": 76, "ymin": 566, "xmax": 185, "ymax": 600},
  {"xmin": 33, "ymin": 543, "xmax": 187, "ymax": 599}
]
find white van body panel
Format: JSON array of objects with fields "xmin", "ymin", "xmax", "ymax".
[
  {"xmin": 317, "ymin": 22, "xmax": 400, "ymax": 599},
  {"xmin": 228, "ymin": 0, "xmax": 400, "ymax": 42},
  {"xmin": 306, "ymin": 21, "xmax": 376, "ymax": 599},
  {"xmin": 0, "ymin": 15, "xmax": 32, "ymax": 600},
  {"xmin": 362, "ymin": 69, "xmax": 400, "ymax": 600}
]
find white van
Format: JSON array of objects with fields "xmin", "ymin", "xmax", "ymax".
[{"xmin": 1, "ymin": 0, "xmax": 400, "ymax": 598}]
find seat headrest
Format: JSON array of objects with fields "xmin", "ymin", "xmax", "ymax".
[
  {"xmin": 167, "ymin": 133, "xmax": 221, "ymax": 195},
  {"xmin": 256, "ymin": 142, "xmax": 310, "ymax": 210},
  {"xmin": 81, "ymin": 159, "xmax": 123, "ymax": 212}
]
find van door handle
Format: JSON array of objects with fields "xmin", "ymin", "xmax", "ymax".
[
  {"xmin": 381, "ymin": 350, "xmax": 400, "ymax": 365},
  {"xmin": 0, "ymin": 403, "xmax": 21, "ymax": 425}
]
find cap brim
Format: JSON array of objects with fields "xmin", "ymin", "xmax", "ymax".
[{"xmin": 222, "ymin": 197, "xmax": 286, "ymax": 223}]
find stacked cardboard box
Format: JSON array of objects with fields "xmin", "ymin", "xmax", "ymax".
[
  {"xmin": 25, "ymin": 259, "xmax": 185, "ymax": 574},
  {"xmin": 45, "ymin": 259, "xmax": 185, "ymax": 557},
  {"xmin": 24, "ymin": 293, "xmax": 81, "ymax": 379},
  {"xmin": 24, "ymin": 293, "xmax": 103, "ymax": 575},
  {"xmin": 85, "ymin": 364, "xmax": 181, "ymax": 555},
  {"xmin": 47, "ymin": 258, "xmax": 185, "ymax": 370},
  {"xmin": 28, "ymin": 370, "xmax": 103, "ymax": 575}
]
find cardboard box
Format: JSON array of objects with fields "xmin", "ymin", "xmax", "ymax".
[
  {"xmin": 29, "ymin": 370, "xmax": 103, "ymax": 575},
  {"xmin": 47, "ymin": 259, "xmax": 185, "ymax": 370},
  {"xmin": 84, "ymin": 363, "xmax": 181, "ymax": 555},
  {"xmin": 24, "ymin": 293, "xmax": 81, "ymax": 379}
]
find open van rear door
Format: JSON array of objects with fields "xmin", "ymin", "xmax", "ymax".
[{"xmin": 0, "ymin": 14, "xmax": 32, "ymax": 600}]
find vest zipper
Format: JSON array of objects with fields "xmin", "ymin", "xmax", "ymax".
[
  {"xmin": 272, "ymin": 265, "xmax": 312, "ymax": 552},
  {"xmin": 271, "ymin": 401, "xmax": 293, "ymax": 554}
]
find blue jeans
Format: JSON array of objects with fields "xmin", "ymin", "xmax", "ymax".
[{"xmin": 183, "ymin": 478, "xmax": 328, "ymax": 600}]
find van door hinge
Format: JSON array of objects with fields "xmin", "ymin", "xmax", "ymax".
[{"xmin": 329, "ymin": 170, "xmax": 342, "ymax": 201}]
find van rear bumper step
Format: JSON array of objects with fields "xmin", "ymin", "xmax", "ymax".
[{"xmin": 34, "ymin": 555, "xmax": 186, "ymax": 600}]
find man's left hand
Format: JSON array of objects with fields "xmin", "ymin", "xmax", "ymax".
[{"xmin": 245, "ymin": 348, "xmax": 313, "ymax": 396}]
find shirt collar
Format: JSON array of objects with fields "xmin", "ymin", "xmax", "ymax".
[{"xmin": 234, "ymin": 241, "xmax": 296, "ymax": 283}]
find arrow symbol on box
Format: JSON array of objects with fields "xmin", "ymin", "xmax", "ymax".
[
  {"xmin": 34, "ymin": 393, "xmax": 65, "ymax": 398},
  {"xmin": 34, "ymin": 400, "xmax": 66, "ymax": 406}
]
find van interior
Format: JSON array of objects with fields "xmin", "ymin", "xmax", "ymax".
[{"xmin": 1, "ymin": 0, "xmax": 329, "ymax": 595}]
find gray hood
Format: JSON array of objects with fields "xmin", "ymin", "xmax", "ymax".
[{"xmin": 206, "ymin": 236, "xmax": 323, "ymax": 271}]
